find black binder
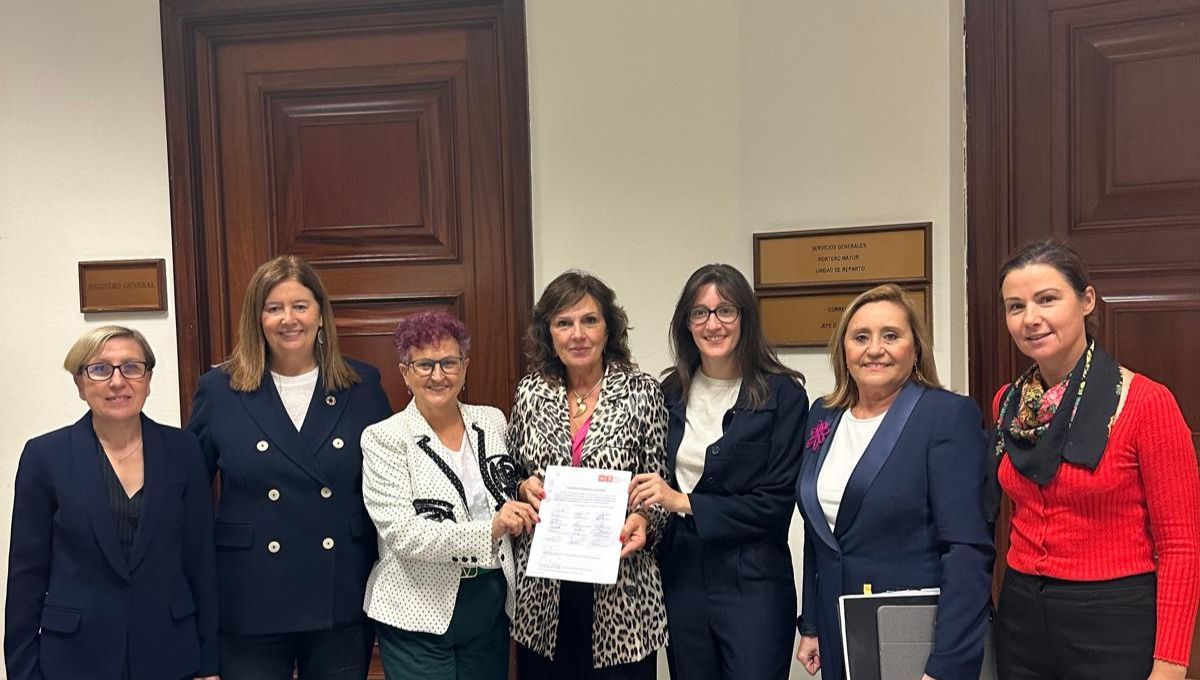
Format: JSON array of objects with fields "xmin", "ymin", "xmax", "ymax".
[{"xmin": 838, "ymin": 589, "xmax": 996, "ymax": 680}]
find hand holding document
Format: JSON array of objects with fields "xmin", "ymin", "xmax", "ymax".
[{"xmin": 525, "ymin": 465, "xmax": 632, "ymax": 584}]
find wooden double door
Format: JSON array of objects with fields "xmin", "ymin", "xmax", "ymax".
[
  {"xmin": 967, "ymin": 0, "xmax": 1200, "ymax": 673},
  {"xmin": 161, "ymin": 1, "xmax": 531, "ymax": 676}
]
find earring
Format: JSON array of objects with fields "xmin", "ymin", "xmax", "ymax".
[{"xmin": 317, "ymin": 328, "xmax": 326, "ymax": 345}]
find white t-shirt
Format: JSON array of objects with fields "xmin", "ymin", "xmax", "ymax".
[
  {"xmin": 676, "ymin": 371, "xmax": 742, "ymax": 495},
  {"xmin": 446, "ymin": 431, "xmax": 493, "ymax": 522},
  {"xmin": 271, "ymin": 366, "xmax": 319, "ymax": 430},
  {"xmin": 816, "ymin": 410, "xmax": 886, "ymax": 532}
]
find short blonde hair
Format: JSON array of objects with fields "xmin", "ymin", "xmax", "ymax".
[
  {"xmin": 824, "ymin": 284, "xmax": 940, "ymax": 409},
  {"xmin": 63, "ymin": 326, "xmax": 156, "ymax": 375}
]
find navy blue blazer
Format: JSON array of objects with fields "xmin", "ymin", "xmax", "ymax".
[
  {"xmin": 187, "ymin": 358, "xmax": 392, "ymax": 635},
  {"xmin": 4, "ymin": 413, "xmax": 218, "ymax": 680},
  {"xmin": 795, "ymin": 383, "xmax": 993, "ymax": 680},
  {"xmin": 663, "ymin": 373, "xmax": 808, "ymax": 548}
]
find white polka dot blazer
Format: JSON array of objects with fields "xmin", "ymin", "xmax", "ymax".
[{"xmin": 360, "ymin": 401, "xmax": 521, "ymax": 634}]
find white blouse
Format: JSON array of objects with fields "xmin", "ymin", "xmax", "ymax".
[
  {"xmin": 816, "ymin": 410, "xmax": 886, "ymax": 532},
  {"xmin": 271, "ymin": 366, "xmax": 318, "ymax": 430},
  {"xmin": 444, "ymin": 430, "xmax": 494, "ymax": 522}
]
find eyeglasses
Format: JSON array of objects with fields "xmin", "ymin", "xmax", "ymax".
[
  {"xmin": 405, "ymin": 356, "xmax": 465, "ymax": 377},
  {"xmin": 688, "ymin": 304, "xmax": 740, "ymax": 326},
  {"xmin": 81, "ymin": 361, "xmax": 150, "ymax": 381}
]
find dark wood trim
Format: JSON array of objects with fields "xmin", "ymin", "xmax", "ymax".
[
  {"xmin": 159, "ymin": 0, "xmax": 534, "ymax": 421},
  {"xmin": 966, "ymin": 0, "xmax": 1015, "ymax": 603}
]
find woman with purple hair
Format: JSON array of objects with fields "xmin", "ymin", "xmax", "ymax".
[{"xmin": 360, "ymin": 311, "xmax": 534, "ymax": 680}]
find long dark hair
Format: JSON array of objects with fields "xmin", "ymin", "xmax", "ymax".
[
  {"xmin": 525, "ymin": 270, "xmax": 635, "ymax": 385},
  {"xmin": 661, "ymin": 263, "xmax": 803, "ymax": 410}
]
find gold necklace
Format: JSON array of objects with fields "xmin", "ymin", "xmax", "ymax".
[
  {"xmin": 104, "ymin": 441, "xmax": 142, "ymax": 463},
  {"xmin": 570, "ymin": 376, "xmax": 603, "ymax": 417}
]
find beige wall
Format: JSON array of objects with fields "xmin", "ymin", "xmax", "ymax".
[{"xmin": 0, "ymin": 1, "xmax": 964, "ymax": 675}]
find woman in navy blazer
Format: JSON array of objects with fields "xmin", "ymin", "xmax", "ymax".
[
  {"xmin": 794, "ymin": 284, "xmax": 993, "ymax": 680},
  {"xmin": 5, "ymin": 326, "xmax": 218, "ymax": 680},
  {"xmin": 186, "ymin": 256, "xmax": 392, "ymax": 679},
  {"xmin": 629, "ymin": 264, "xmax": 808, "ymax": 680}
]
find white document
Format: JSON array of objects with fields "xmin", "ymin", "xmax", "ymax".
[{"xmin": 525, "ymin": 465, "xmax": 632, "ymax": 584}]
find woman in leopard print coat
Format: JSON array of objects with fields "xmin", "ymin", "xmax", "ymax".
[{"xmin": 508, "ymin": 271, "xmax": 669, "ymax": 679}]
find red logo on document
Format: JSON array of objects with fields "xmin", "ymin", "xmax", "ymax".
[{"xmin": 597, "ymin": 474, "xmax": 613, "ymax": 483}]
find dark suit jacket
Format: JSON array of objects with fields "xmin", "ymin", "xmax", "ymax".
[
  {"xmin": 187, "ymin": 358, "xmax": 392, "ymax": 635},
  {"xmin": 795, "ymin": 383, "xmax": 993, "ymax": 680},
  {"xmin": 662, "ymin": 372, "xmax": 808, "ymax": 549},
  {"xmin": 4, "ymin": 413, "xmax": 218, "ymax": 680}
]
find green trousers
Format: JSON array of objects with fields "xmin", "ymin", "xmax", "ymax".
[{"xmin": 376, "ymin": 569, "xmax": 508, "ymax": 680}]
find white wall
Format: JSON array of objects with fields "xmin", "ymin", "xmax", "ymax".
[
  {"xmin": 529, "ymin": 0, "xmax": 968, "ymax": 391},
  {"xmin": 527, "ymin": 0, "xmax": 742, "ymax": 376},
  {"xmin": 0, "ymin": 1, "xmax": 965, "ymax": 676}
]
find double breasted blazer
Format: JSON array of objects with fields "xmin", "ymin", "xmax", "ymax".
[
  {"xmin": 361, "ymin": 402, "xmax": 519, "ymax": 634},
  {"xmin": 186, "ymin": 358, "xmax": 392, "ymax": 635},
  {"xmin": 506, "ymin": 367, "xmax": 670, "ymax": 668},
  {"xmin": 4, "ymin": 413, "xmax": 218, "ymax": 680},
  {"xmin": 795, "ymin": 382, "xmax": 994, "ymax": 680},
  {"xmin": 658, "ymin": 373, "xmax": 808, "ymax": 678}
]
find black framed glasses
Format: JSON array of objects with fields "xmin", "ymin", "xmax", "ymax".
[
  {"xmin": 405, "ymin": 356, "xmax": 465, "ymax": 377},
  {"xmin": 688, "ymin": 304, "xmax": 740, "ymax": 326},
  {"xmin": 81, "ymin": 361, "xmax": 150, "ymax": 381}
]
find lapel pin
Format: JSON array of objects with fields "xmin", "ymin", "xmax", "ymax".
[{"xmin": 326, "ymin": 395, "xmax": 337, "ymax": 406}]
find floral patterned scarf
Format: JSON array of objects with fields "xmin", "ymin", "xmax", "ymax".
[{"xmin": 983, "ymin": 338, "xmax": 1122, "ymax": 521}]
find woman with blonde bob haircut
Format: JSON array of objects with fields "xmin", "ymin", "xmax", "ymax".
[
  {"xmin": 793, "ymin": 284, "xmax": 993, "ymax": 680},
  {"xmin": 187, "ymin": 255, "xmax": 392, "ymax": 680},
  {"xmin": 6, "ymin": 326, "xmax": 218, "ymax": 680}
]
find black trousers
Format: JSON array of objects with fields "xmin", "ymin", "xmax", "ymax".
[
  {"xmin": 517, "ymin": 580, "xmax": 656, "ymax": 680},
  {"xmin": 219, "ymin": 617, "xmax": 376, "ymax": 680},
  {"xmin": 995, "ymin": 568, "xmax": 1155, "ymax": 680},
  {"xmin": 662, "ymin": 519, "xmax": 794, "ymax": 680}
]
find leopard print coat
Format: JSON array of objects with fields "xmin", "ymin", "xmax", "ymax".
[{"xmin": 507, "ymin": 367, "xmax": 670, "ymax": 668}]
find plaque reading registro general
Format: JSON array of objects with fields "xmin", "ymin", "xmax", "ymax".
[
  {"xmin": 754, "ymin": 223, "xmax": 930, "ymax": 289},
  {"xmin": 78, "ymin": 259, "xmax": 167, "ymax": 313}
]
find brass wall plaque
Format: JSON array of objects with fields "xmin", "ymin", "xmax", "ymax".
[
  {"xmin": 760, "ymin": 286, "xmax": 930, "ymax": 348},
  {"xmin": 754, "ymin": 222, "xmax": 931, "ymax": 289},
  {"xmin": 78, "ymin": 259, "xmax": 167, "ymax": 313}
]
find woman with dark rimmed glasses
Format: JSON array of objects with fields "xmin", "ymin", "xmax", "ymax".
[
  {"xmin": 627, "ymin": 263, "xmax": 808, "ymax": 680},
  {"xmin": 5, "ymin": 325, "xmax": 218, "ymax": 680}
]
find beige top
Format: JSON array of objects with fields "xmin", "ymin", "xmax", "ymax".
[{"xmin": 676, "ymin": 370, "xmax": 742, "ymax": 494}]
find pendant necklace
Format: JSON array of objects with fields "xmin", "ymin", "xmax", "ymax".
[{"xmin": 571, "ymin": 376, "xmax": 603, "ymax": 417}]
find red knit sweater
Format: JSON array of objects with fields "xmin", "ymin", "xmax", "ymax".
[{"xmin": 995, "ymin": 374, "xmax": 1200, "ymax": 666}]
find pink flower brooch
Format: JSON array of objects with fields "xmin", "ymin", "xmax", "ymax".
[{"xmin": 805, "ymin": 420, "xmax": 831, "ymax": 453}]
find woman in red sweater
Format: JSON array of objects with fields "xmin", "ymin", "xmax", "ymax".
[{"xmin": 989, "ymin": 239, "xmax": 1200, "ymax": 680}]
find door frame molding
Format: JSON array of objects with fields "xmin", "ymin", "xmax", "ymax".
[
  {"xmin": 966, "ymin": 0, "xmax": 1016, "ymax": 414},
  {"xmin": 160, "ymin": 0, "xmax": 533, "ymax": 419}
]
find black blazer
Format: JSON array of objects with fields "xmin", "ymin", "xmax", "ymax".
[
  {"xmin": 795, "ymin": 383, "xmax": 994, "ymax": 680},
  {"xmin": 187, "ymin": 358, "xmax": 392, "ymax": 635},
  {"xmin": 4, "ymin": 413, "xmax": 218, "ymax": 680}
]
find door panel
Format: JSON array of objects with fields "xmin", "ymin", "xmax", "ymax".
[{"xmin": 968, "ymin": 0, "xmax": 1200, "ymax": 673}]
